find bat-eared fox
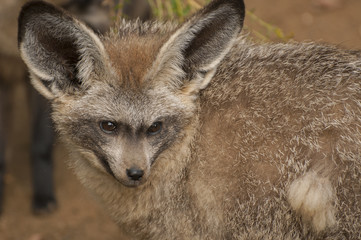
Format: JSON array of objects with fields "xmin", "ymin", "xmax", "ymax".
[{"xmin": 18, "ymin": 0, "xmax": 360, "ymax": 239}]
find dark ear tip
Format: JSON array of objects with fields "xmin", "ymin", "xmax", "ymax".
[
  {"xmin": 225, "ymin": 0, "xmax": 245, "ymax": 10},
  {"xmin": 234, "ymin": 0, "xmax": 246, "ymax": 18},
  {"xmin": 227, "ymin": 0, "xmax": 246, "ymax": 20},
  {"xmin": 227, "ymin": 0, "xmax": 245, "ymax": 26},
  {"xmin": 207, "ymin": 0, "xmax": 245, "ymax": 11},
  {"xmin": 18, "ymin": 1, "xmax": 61, "ymax": 47},
  {"xmin": 204, "ymin": 0, "xmax": 245, "ymax": 26}
]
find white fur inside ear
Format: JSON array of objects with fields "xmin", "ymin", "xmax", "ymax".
[
  {"xmin": 287, "ymin": 172, "xmax": 336, "ymax": 232},
  {"xmin": 181, "ymin": 69, "xmax": 216, "ymax": 96},
  {"xmin": 76, "ymin": 20, "xmax": 107, "ymax": 83},
  {"xmin": 78, "ymin": 149, "xmax": 106, "ymax": 173},
  {"xmin": 29, "ymin": 75, "xmax": 55, "ymax": 99}
]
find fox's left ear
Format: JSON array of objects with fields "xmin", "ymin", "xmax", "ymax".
[
  {"xmin": 18, "ymin": 1, "xmax": 108, "ymax": 99},
  {"xmin": 148, "ymin": 0, "xmax": 245, "ymax": 95}
]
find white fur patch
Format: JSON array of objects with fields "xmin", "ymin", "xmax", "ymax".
[
  {"xmin": 287, "ymin": 172, "xmax": 336, "ymax": 232},
  {"xmin": 79, "ymin": 150, "xmax": 106, "ymax": 173}
]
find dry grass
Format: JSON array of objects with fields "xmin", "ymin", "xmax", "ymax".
[{"xmin": 110, "ymin": 0, "xmax": 293, "ymax": 42}]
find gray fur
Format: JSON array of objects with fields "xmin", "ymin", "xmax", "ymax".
[{"xmin": 18, "ymin": 0, "xmax": 360, "ymax": 239}]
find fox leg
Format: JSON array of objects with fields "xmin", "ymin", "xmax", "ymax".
[
  {"xmin": 30, "ymin": 89, "xmax": 57, "ymax": 214},
  {"xmin": 0, "ymin": 92, "xmax": 4, "ymax": 214}
]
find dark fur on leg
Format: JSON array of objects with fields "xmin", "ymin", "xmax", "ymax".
[{"xmin": 30, "ymin": 87, "xmax": 57, "ymax": 215}]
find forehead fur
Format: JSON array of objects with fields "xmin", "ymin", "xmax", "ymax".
[{"xmin": 102, "ymin": 20, "xmax": 178, "ymax": 88}]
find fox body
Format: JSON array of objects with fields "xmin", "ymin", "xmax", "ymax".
[{"xmin": 18, "ymin": 0, "xmax": 360, "ymax": 239}]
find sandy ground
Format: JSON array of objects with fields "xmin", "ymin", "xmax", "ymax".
[
  {"xmin": 246, "ymin": 0, "xmax": 361, "ymax": 49},
  {"xmin": 0, "ymin": 0, "xmax": 360, "ymax": 240}
]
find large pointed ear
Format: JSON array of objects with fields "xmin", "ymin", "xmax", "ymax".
[
  {"xmin": 148, "ymin": 0, "xmax": 245, "ymax": 95},
  {"xmin": 18, "ymin": 1, "xmax": 108, "ymax": 99}
]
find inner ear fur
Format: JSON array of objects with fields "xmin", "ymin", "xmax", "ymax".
[
  {"xmin": 183, "ymin": 0, "xmax": 245, "ymax": 72},
  {"xmin": 18, "ymin": 1, "xmax": 107, "ymax": 99},
  {"xmin": 149, "ymin": 0, "xmax": 245, "ymax": 95}
]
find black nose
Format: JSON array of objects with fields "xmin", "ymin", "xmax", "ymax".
[{"xmin": 126, "ymin": 168, "xmax": 144, "ymax": 181}]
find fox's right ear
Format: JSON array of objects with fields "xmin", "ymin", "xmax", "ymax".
[
  {"xmin": 18, "ymin": 1, "xmax": 108, "ymax": 99},
  {"xmin": 147, "ymin": 0, "xmax": 245, "ymax": 96}
]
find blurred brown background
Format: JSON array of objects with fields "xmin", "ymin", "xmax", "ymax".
[{"xmin": 0, "ymin": 0, "xmax": 360, "ymax": 239}]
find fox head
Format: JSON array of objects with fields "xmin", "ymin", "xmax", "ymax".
[{"xmin": 18, "ymin": 0, "xmax": 245, "ymax": 187}]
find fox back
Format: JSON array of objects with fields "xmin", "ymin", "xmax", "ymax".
[{"xmin": 18, "ymin": 0, "xmax": 360, "ymax": 239}]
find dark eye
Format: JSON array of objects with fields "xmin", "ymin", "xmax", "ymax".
[
  {"xmin": 100, "ymin": 121, "xmax": 117, "ymax": 134},
  {"xmin": 147, "ymin": 122, "xmax": 162, "ymax": 135}
]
